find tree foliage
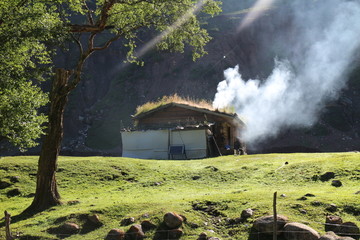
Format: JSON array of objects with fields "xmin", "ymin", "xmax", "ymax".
[{"xmin": 0, "ymin": 1, "xmax": 63, "ymax": 150}]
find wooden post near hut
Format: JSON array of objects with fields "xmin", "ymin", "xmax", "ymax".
[
  {"xmin": 5, "ymin": 211, "xmax": 14, "ymax": 240},
  {"xmin": 273, "ymin": 192, "xmax": 278, "ymax": 240}
]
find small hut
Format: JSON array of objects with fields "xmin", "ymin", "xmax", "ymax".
[{"xmin": 121, "ymin": 97, "xmax": 246, "ymax": 159}]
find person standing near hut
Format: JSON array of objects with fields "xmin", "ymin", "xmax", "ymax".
[
  {"xmin": 234, "ymin": 138, "xmax": 241, "ymax": 155},
  {"xmin": 234, "ymin": 138, "xmax": 247, "ymax": 155}
]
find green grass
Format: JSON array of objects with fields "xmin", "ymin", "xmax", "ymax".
[
  {"xmin": 0, "ymin": 153, "xmax": 359, "ymax": 239},
  {"xmin": 133, "ymin": 94, "xmax": 218, "ymax": 117}
]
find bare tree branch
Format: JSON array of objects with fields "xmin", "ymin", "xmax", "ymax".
[
  {"xmin": 70, "ymin": 33, "xmax": 83, "ymax": 56},
  {"xmin": 82, "ymin": 0, "xmax": 94, "ymax": 25},
  {"xmin": 92, "ymin": 34, "xmax": 122, "ymax": 51}
]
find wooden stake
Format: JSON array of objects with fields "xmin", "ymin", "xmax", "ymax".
[
  {"xmin": 273, "ymin": 192, "xmax": 277, "ymax": 240},
  {"xmin": 5, "ymin": 211, "xmax": 13, "ymax": 240}
]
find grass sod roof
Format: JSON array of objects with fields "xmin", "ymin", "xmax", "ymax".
[{"xmin": 133, "ymin": 94, "xmax": 241, "ymax": 123}]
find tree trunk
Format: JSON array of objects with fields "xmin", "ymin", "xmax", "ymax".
[{"xmin": 24, "ymin": 68, "xmax": 72, "ymax": 213}]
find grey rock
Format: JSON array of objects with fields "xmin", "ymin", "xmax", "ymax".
[
  {"xmin": 283, "ymin": 222, "xmax": 320, "ymax": 240},
  {"xmin": 252, "ymin": 215, "xmax": 288, "ymax": 235},
  {"xmin": 6, "ymin": 188, "xmax": 21, "ymax": 197},
  {"xmin": 60, "ymin": 222, "xmax": 80, "ymax": 235},
  {"xmin": 320, "ymin": 231, "xmax": 355, "ymax": 240},
  {"xmin": 164, "ymin": 212, "xmax": 183, "ymax": 229},
  {"xmin": 167, "ymin": 228, "xmax": 183, "ymax": 239},
  {"xmin": 10, "ymin": 176, "xmax": 20, "ymax": 183},
  {"xmin": 326, "ymin": 204, "xmax": 338, "ymax": 212},
  {"xmin": 331, "ymin": 180, "xmax": 342, "ymax": 187},
  {"xmin": 120, "ymin": 217, "xmax": 135, "ymax": 226},
  {"xmin": 88, "ymin": 214, "xmax": 102, "ymax": 225},
  {"xmin": 320, "ymin": 172, "xmax": 336, "ymax": 181},
  {"xmin": 325, "ymin": 216, "xmax": 343, "ymax": 232},
  {"xmin": 197, "ymin": 232, "xmax": 207, "ymax": 240},
  {"xmin": 140, "ymin": 220, "xmax": 157, "ymax": 232},
  {"xmin": 0, "ymin": 180, "xmax": 11, "ymax": 189},
  {"xmin": 241, "ymin": 208, "xmax": 254, "ymax": 219},
  {"xmin": 334, "ymin": 222, "xmax": 360, "ymax": 240},
  {"xmin": 126, "ymin": 224, "xmax": 145, "ymax": 240},
  {"xmin": 105, "ymin": 228, "xmax": 125, "ymax": 240}
]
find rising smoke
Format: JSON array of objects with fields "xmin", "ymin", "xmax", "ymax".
[{"xmin": 213, "ymin": 0, "xmax": 360, "ymax": 147}]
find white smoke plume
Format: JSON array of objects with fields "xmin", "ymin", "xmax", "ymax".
[{"xmin": 213, "ymin": 0, "xmax": 360, "ymax": 146}]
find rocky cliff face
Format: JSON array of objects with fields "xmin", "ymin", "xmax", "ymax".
[{"xmin": 19, "ymin": 1, "xmax": 360, "ymax": 155}]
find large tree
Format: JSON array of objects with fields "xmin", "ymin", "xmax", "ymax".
[{"xmin": 3, "ymin": 0, "xmax": 222, "ymax": 213}]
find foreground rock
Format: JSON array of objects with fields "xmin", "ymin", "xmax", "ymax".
[
  {"xmin": 197, "ymin": 232, "xmax": 207, "ymax": 240},
  {"xmin": 252, "ymin": 215, "xmax": 288, "ymax": 235},
  {"xmin": 48, "ymin": 222, "xmax": 80, "ymax": 236},
  {"xmin": 320, "ymin": 172, "xmax": 336, "ymax": 181},
  {"xmin": 334, "ymin": 222, "xmax": 360, "ymax": 240},
  {"xmin": 140, "ymin": 220, "xmax": 157, "ymax": 232},
  {"xmin": 0, "ymin": 180, "xmax": 11, "ymax": 189},
  {"xmin": 6, "ymin": 188, "xmax": 21, "ymax": 197},
  {"xmin": 326, "ymin": 216, "xmax": 343, "ymax": 232},
  {"xmin": 241, "ymin": 208, "xmax": 254, "ymax": 220},
  {"xmin": 163, "ymin": 212, "xmax": 184, "ymax": 229},
  {"xmin": 125, "ymin": 224, "xmax": 145, "ymax": 240},
  {"xmin": 283, "ymin": 222, "xmax": 320, "ymax": 240},
  {"xmin": 320, "ymin": 231, "xmax": 356, "ymax": 240},
  {"xmin": 121, "ymin": 217, "xmax": 135, "ymax": 226},
  {"xmin": 105, "ymin": 229, "xmax": 125, "ymax": 240}
]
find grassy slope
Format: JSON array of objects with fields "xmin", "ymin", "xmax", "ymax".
[{"xmin": 0, "ymin": 153, "xmax": 359, "ymax": 239}]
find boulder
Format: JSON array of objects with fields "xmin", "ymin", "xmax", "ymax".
[
  {"xmin": 331, "ymin": 180, "xmax": 342, "ymax": 187},
  {"xmin": 311, "ymin": 201, "xmax": 323, "ymax": 206},
  {"xmin": 334, "ymin": 222, "xmax": 360, "ymax": 240},
  {"xmin": 10, "ymin": 176, "xmax": 20, "ymax": 183},
  {"xmin": 6, "ymin": 188, "xmax": 21, "ymax": 197},
  {"xmin": 0, "ymin": 181, "xmax": 11, "ymax": 189},
  {"xmin": 105, "ymin": 228, "xmax": 125, "ymax": 240},
  {"xmin": 325, "ymin": 216, "xmax": 343, "ymax": 232},
  {"xmin": 320, "ymin": 231, "xmax": 355, "ymax": 240},
  {"xmin": 320, "ymin": 172, "xmax": 336, "ymax": 181},
  {"xmin": 163, "ymin": 212, "xmax": 183, "ymax": 229},
  {"xmin": 60, "ymin": 222, "xmax": 80, "ymax": 235},
  {"xmin": 121, "ymin": 217, "xmax": 135, "ymax": 226},
  {"xmin": 241, "ymin": 208, "xmax": 254, "ymax": 219},
  {"xmin": 67, "ymin": 200, "xmax": 80, "ymax": 205},
  {"xmin": 167, "ymin": 228, "xmax": 183, "ymax": 239},
  {"xmin": 88, "ymin": 214, "xmax": 102, "ymax": 225},
  {"xmin": 283, "ymin": 222, "xmax": 320, "ymax": 240},
  {"xmin": 252, "ymin": 215, "xmax": 288, "ymax": 235},
  {"xmin": 197, "ymin": 232, "xmax": 207, "ymax": 240},
  {"xmin": 140, "ymin": 220, "xmax": 157, "ymax": 232},
  {"xmin": 125, "ymin": 224, "xmax": 145, "ymax": 240},
  {"xmin": 299, "ymin": 209, "xmax": 307, "ymax": 214},
  {"xmin": 326, "ymin": 204, "xmax": 338, "ymax": 212}
]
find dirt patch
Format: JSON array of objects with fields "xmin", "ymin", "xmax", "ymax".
[
  {"xmin": 344, "ymin": 204, "xmax": 360, "ymax": 216},
  {"xmin": 192, "ymin": 201, "xmax": 228, "ymax": 217}
]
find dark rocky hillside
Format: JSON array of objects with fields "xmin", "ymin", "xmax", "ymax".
[{"xmin": 8, "ymin": 0, "xmax": 360, "ymax": 155}]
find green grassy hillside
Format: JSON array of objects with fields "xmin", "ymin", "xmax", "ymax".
[{"xmin": 0, "ymin": 153, "xmax": 359, "ymax": 239}]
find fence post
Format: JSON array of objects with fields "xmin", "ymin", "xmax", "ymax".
[
  {"xmin": 5, "ymin": 211, "xmax": 14, "ymax": 240},
  {"xmin": 273, "ymin": 192, "xmax": 277, "ymax": 240}
]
